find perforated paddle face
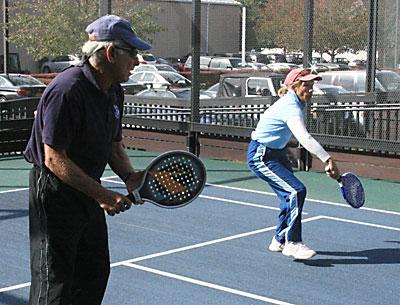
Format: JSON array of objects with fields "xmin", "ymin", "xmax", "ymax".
[
  {"xmin": 339, "ymin": 173, "xmax": 365, "ymax": 208},
  {"xmin": 140, "ymin": 151, "xmax": 206, "ymax": 208}
]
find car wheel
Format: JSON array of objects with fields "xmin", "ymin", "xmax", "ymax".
[
  {"xmin": 0, "ymin": 96, "xmax": 6, "ymax": 103},
  {"xmin": 42, "ymin": 66, "xmax": 51, "ymax": 73}
]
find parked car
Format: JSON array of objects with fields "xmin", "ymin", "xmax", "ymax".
[
  {"xmin": 156, "ymin": 57, "xmax": 184, "ymax": 71},
  {"xmin": 204, "ymin": 82, "xmax": 220, "ymax": 98},
  {"xmin": 0, "ymin": 52, "xmax": 23, "ymax": 73},
  {"xmin": 125, "ymin": 71, "xmax": 191, "ymax": 90},
  {"xmin": 208, "ymin": 57, "xmax": 252, "ymax": 71},
  {"xmin": 120, "ymin": 81, "xmax": 147, "ymax": 95},
  {"xmin": 238, "ymin": 62, "xmax": 271, "ymax": 71},
  {"xmin": 133, "ymin": 64, "xmax": 177, "ymax": 73},
  {"xmin": 319, "ymin": 63, "xmax": 350, "ymax": 71},
  {"xmin": 135, "ymin": 87, "xmax": 211, "ymax": 99},
  {"xmin": 183, "ymin": 56, "xmax": 214, "ymax": 71},
  {"xmin": 286, "ymin": 53, "xmax": 303, "ymax": 65},
  {"xmin": 40, "ymin": 54, "xmax": 81, "ymax": 73},
  {"xmin": 266, "ymin": 63, "xmax": 300, "ymax": 73},
  {"xmin": 312, "ymin": 83, "xmax": 350, "ymax": 95},
  {"xmin": 215, "ymin": 72, "xmax": 286, "ymax": 97},
  {"xmin": 261, "ymin": 53, "xmax": 287, "ymax": 64},
  {"xmin": 348, "ymin": 59, "xmax": 367, "ymax": 70},
  {"xmin": 136, "ymin": 53, "xmax": 157, "ymax": 65},
  {"xmin": 0, "ymin": 73, "xmax": 47, "ymax": 102},
  {"xmin": 318, "ymin": 70, "xmax": 400, "ymax": 93}
]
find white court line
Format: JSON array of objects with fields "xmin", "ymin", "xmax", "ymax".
[
  {"xmin": 110, "ymin": 216, "xmax": 322, "ymax": 267},
  {"xmin": 0, "ymin": 188, "xmax": 29, "ymax": 194},
  {"xmin": 101, "ymin": 177, "xmax": 400, "ymax": 216},
  {"xmin": 0, "ymin": 216, "xmax": 322, "ymax": 294},
  {"xmin": 201, "ymin": 195, "xmax": 280, "ymax": 211},
  {"xmin": 2, "ymin": 175, "xmax": 399, "ymax": 216},
  {"xmin": 2, "ymin": 214, "xmax": 398, "ymax": 294},
  {"xmin": 207, "ymin": 183, "xmax": 400, "ymax": 216},
  {"xmin": 1, "ymin": 177, "xmax": 398, "ymax": 294},
  {"xmin": 0, "ymin": 282, "xmax": 30, "ymax": 293},
  {"xmin": 321, "ymin": 216, "xmax": 400, "ymax": 231},
  {"xmin": 200, "ymin": 195, "xmax": 308, "ymax": 214},
  {"xmin": 124, "ymin": 262, "xmax": 295, "ymax": 305}
]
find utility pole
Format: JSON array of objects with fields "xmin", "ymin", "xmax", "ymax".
[
  {"xmin": 3, "ymin": 0, "xmax": 9, "ymax": 73},
  {"xmin": 99, "ymin": 0, "xmax": 111, "ymax": 16}
]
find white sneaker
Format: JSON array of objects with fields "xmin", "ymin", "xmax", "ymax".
[
  {"xmin": 268, "ymin": 236, "xmax": 285, "ymax": 252},
  {"xmin": 282, "ymin": 242, "xmax": 316, "ymax": 259}
]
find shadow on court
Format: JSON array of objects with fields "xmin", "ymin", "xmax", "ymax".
[
  {"xmin": 0, "ymin": 292, "xmax": 27, "ymax": 305},
  {"xmin": 297, "ymin": 245, "xmax": 400, "ymax": 267},
  {"xmin": 0, "ymin": 209, "xmax": 28, "ymax": 221}
]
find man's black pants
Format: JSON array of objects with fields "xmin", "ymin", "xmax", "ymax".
[{"xmin": 29, "ymin": 166, "xmax": 110, "ymax": 305}]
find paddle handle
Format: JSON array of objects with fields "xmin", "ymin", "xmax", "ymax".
[{"xmin": 325, "ymin": 165, "xmax": 342, "ymax": 183}]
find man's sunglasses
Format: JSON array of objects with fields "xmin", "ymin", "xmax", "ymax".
[{"xmin": 114, "ymin": 46, "xmax": 138, "ymax": 60}]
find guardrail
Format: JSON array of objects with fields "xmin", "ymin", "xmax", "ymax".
[
  {"xmin": 0, "ymin": 97, "xmax": 38, "ymax": 156},
  {"xmin": 1, "ymin": 93, "xmax": 399, "ymax": 159},
  {"xmin": 123, "ymin": 93, "xmax": 400, "ymax": 156}
]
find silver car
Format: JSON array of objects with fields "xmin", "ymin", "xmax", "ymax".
[
  {"xmin": 40, "ymin": 55, "xmax": 81, "ymax": 73},
  {"xmin": 0, "ymin": 74, "xmax": 46, "ymax": 102}
]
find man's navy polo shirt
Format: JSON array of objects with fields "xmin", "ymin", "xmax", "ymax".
[{"xmin": 24, "ymin": 61, "xmax": 124, "ymax": 181}]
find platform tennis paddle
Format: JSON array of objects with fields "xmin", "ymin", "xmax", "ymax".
[
  {"xmin": 327, "ymin": 170, "xmax": 365, "ymax": 208},
  {"xmin": 126, "ymin": 150, "xmax": 206, "ymax": 208}
]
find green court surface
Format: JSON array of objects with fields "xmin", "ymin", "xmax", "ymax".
[{"xmin": 1, "ymin": 149, "xmax": 399, "ymax": 212}]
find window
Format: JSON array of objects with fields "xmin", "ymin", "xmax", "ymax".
[
  {"xmin": 222, "ymin": 78, "xmax": 241, "ymax": 97},
  {"xmin": 0, "ymin": 76, "xmax": 10, "ymax": 86},
  {"xmin": 337, "ymin": 75, "xmax": 354, "ymax": 92},
  {"xmin": 129, "ymin": 73, "xmax": 144, "ymax": 82},
  {"xmin": 247, "ymin": 78, "xmax": 271, "ymax": 96}
]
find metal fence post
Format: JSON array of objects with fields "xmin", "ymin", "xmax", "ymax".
[
  {"xmin": 299, "ymin": 0, "xmax": 314, "ymax": 171},
  {"xmin": 187, "ymin": 0, "xmax": 201, "ymax": 156},
  {"xmin": 365, "ymin": 0, "xmax": 379, "ymax": 137}
]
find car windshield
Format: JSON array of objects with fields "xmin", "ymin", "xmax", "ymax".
[
  {"xmin": 229, "ymin": 58, "xmax": 245, "ymax": 68},
  {"xmin": 317, "ymin": 86, "xmax": 349, "ymax": 94},
  {"xmin": 138, "ymin": 90, "xmax": 175, "ymax": 98},
  {"xmin": 157, "ymin": 65, "xmax": 176, "ymax": 72},
  {"xmin": 7, "ymin": 75, "xmax": 44, "ymax": 86},
  {"xmin": 142, "ymin": 54, "xmax": 156, "ymax": 61},
  {"xmin": 376, "ymin": 71, "xmax": 400, "ymax": 91},
  {"xmin": 173, "ymin": 90, "xmax": 191, "ymax": 98},
  {"xmin": 160, "ymin": 72, "xmax": 189, "ymax": 84}
]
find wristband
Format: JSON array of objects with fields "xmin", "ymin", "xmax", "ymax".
[{"xmin": 122, "ymin": 171, "xmax": 135, "ymax": 183}]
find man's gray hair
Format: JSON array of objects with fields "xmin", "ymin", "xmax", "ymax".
[
  {"xmin": 82, "ymin": 40, "xmax": 130, "ymax": 62},
  {"xmin": 82, "ymin": 41, "xmax": 110, "ymax": 58}
]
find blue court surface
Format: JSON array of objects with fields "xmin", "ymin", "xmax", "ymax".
[{"xmin": 0, "ymin": 153, "xmax": 399, "ymax": 305}]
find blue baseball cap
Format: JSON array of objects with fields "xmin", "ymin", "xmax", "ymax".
[{"xmin": 85, "ymin": 15, "xmax": 152, "ymax": 51}]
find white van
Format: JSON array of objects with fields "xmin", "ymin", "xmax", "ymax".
[{"xmin": 317, "ymin": 70, "xmax": 400, "ymax": 93}]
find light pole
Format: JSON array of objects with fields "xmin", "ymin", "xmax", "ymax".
[{"xmin": 241, "ymin": 6, "xmax": 246, "ymax": 64}]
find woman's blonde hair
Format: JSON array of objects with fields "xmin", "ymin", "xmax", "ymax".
[{"xmin": 278, "ymin": 86, "xmax": 288, "ymax": 97}]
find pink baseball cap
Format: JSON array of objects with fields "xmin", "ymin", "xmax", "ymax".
[{"xmin": 284, "ymin": 68, "xmax": 322, "ymax": 86}]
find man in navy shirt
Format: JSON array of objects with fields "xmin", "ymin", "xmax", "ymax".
[{"xmin": 24, "ymin": 15, "xmax": 151, "ymax": 305}]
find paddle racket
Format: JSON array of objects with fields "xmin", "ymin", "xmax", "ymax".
[
  {"xmin": 126, "ymin": 150, "xmax": 206, "ymax": 208},
  {"xmin": 329, "ymin": 171, "xmax": 365, "ymax": 208}
]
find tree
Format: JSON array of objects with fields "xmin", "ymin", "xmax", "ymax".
[
  {"xmin": 7, "ymin": 0, "xmax": 161, "ymax": 61},
  {"xmin": 254, "ymin": 0, "xmax": 368, "ymax": 58},
  {"xmin": 314, "ymin": 0, "xmax": 368, "ymax": 61},
  {"xmin": 236, "ymin": 0, "xmax": 273, "ymax": 50}
]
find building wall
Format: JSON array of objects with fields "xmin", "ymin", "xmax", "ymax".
[
  {"xmin": 0, "ymin": 0, "xmax": 242, "ymax": 73},
  {"xmin": 144, "ymin": 0, "xmax": 242, "ymax": 58}
]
